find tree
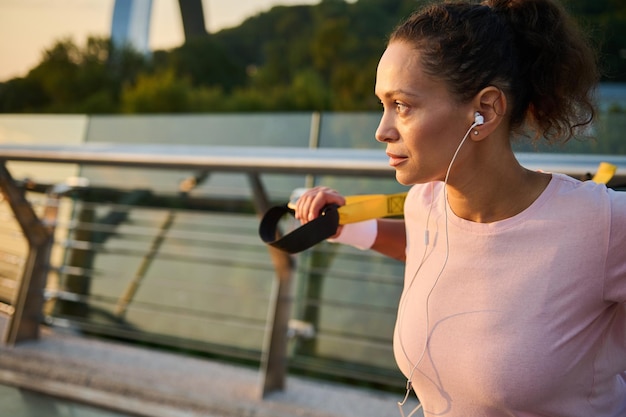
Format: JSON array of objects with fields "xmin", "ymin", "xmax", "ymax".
[
  {"xmin": 0, "ymin": 77, "xmax": 49, "ymax": 112},
  {"xmin": 1, "ymin": 0, "xmax": 624, "ymax": 114},
  {"xmin": 0, "ymin": 37, "xmax": 148, "ymax": 113},
  {"xmin": 163, "ymin": 37, "xmax": 247, "ymax": 91},
  {"xmin": 121, "ymin": 69, "xmax": 192, "ymax": 113}
]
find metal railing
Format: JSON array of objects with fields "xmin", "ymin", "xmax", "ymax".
[
  {"xmin": 0, "ymin": 143, "xmax": 625, "ymax": 398},
  {"xmin": 0, "ymin": 144, "xmax": 406, "ymax": 398}
]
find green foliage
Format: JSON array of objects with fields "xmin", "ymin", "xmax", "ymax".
[
  {"xmin": 564, "ymin": 0, "xmax": 626, "ymax": 80},
  {"xmin": 0, "ymin": 0, "xmax": 625, "ymax": 114},
  {"xmin": 121, "ymin": 69, "xmax": 191, "ymax": 113},
  {"xmin": 290, "ymin": 69, "xmax": 331, "ymax": 110},
  {"xmin": 1, "ymin": 36, "xmax": 148, "ymax": 113},
  {"xmin": 0, "ymin": 77, "xmax": 49, "ymax": 112},
  {"xmin": 163, "ymin": 37, "xmax": 247, "ymax": 90}
]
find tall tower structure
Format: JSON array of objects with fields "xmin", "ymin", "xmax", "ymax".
[
  {"xmin": 110, "ymin": 0, "xmax": 208, "ymax": 57},
  {"xmin": 110, "ymin": 0, "xmax": 154, "ymax": 54},
  {"xmin": 178, "ymin": 0, "xmax": 209, "ymax": 39}
]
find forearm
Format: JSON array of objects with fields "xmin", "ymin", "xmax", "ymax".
[{"xmin": 293, "ymin": 186, "xmax": 407, "ymax": 261}]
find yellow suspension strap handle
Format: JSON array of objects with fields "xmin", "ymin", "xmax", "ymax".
[
  {"xmin": 260, "ymin": 160, "xmax": 616, "ymax": 253},
  {"xmin": 318, "ymin": 192, "xmax": 407, "ymax": 224},
  {"xmin": 259, "ymin": 191, "xmax": 407, "ymax": 253},
  {"xmin": 591, "ymin": 162, "xmax": 617, "ymax": 184}
]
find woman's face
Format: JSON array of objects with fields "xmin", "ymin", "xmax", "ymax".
[{"xmin": 375, "ymin": 41, "xmax": 476, "ymax": 186}]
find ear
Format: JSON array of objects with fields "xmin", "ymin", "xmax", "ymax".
[{"xmin": 470, "ymin": 86, "xmax": 507, "ymax": 141}]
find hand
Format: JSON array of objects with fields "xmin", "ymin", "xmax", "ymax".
[{"xmin": 293, "ymin": 186, "xmax": 346, "ymax": 225}]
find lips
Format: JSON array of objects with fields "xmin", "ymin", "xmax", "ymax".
[{"xmin": 386, "ymin": 152, "xmax": 408, "ymax": 167}]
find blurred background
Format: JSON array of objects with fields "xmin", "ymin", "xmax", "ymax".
[
  {"xmin": 0, "ymin": 0, "xmax": 322, "ymax": 80},
  {"xmin": 1, "ymin": 0, "xmax": 624, "ymax": 115},
  {"xmin": 0, "ymin": 0, "xmax": 624, "ymax": 409}
]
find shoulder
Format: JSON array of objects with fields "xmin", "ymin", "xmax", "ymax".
[
  {"xmin": 542, "ymin": 174, "xmax": 626, "ymax": 242},
  {"xmin": 554, "ymin": 175, "xmax": 626, "ymax": 302},
  {"xmin": 550, "ymin": 172, "xmax": 607, "ymax": 194},
  {"xmin": 608, "ymin": 187, "xmax": 626, "ymax": 215},
  {"xmin": 533, "ymin": 173, "xmax": 626, "ymax": 301},
  {"xmin": 547, "ymin": 173, "xmax": 615, "ymax": 210},
  {"xmin": 606, "ymin": 187, "xmax": 626, "ymax": 283},
  {"xmin": 549, "ymin": 173, "xmax": 625, "ymax": 221}
]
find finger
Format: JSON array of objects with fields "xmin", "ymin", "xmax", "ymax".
[
  {"xmin": 308, "ymin": 191, "xmax": 330, "ymax": 221},
  {"xmin": 294, "ymin": 187, "xmax": 336, "ymax": 223},
  {"xmin": 294, "ymin": 190, "xmax": 317, "ymax": 222},
  {"xmin": 308, "ymin": 188, "xmax": 345, "ymax": 221}
]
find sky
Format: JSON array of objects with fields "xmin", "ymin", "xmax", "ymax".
[{"xmin": 0, "ymin": 0, "xmax": 320, "ymax": 82}]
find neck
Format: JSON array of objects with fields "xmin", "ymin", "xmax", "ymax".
[{"xmin": 445, "ymin": 148, "xmax": 551, "ymax": 224}]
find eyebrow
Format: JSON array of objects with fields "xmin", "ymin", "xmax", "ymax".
[{"xmin": 376, "ymin": 89, "xmax": 422, "ymax": 100}]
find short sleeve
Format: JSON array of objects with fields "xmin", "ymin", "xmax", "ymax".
[{"xmin": 605, "ymin": 189, "xmax": 626, "ymax": 302}]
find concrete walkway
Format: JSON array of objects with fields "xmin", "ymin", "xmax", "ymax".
[
  {"xmin": 0, "ymin": 327, "xmax": 422, "ymax": 417},
  {"xmin": 0, "ymin": 384, "xmax": 133, "ymax": 417}
]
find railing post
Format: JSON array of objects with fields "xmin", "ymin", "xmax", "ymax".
[
  {"xmin": 247, "ymin": 173, "xmax": 295, "ymax": 398},
  {"xmin": 0, "ymin": 162, "xmax": 54, "ymax": 345}
]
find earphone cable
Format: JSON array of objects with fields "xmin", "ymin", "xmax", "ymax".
[{"xmin": 396, "ymin": 121, "xmax": 478, "ymax": 416}]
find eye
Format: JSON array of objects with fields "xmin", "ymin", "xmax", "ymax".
[{"xmin": 394, "ymin": 101, "xmax": 409, "ymax": 113}]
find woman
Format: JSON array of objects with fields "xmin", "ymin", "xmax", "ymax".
[{"xmin": 294, "ymin": 0, "xmax": 626, "ymax": 415}]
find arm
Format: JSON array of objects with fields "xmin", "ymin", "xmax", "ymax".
[
  {"xmin": 294, "ymin": 186, "xmax": 407, "ymax": 262},
  {"xmin": 372, "ymin": 218, "xmax": 406, "ymax": 262}
]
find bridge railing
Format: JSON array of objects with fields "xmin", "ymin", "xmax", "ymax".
[{"xmin": 0, "ymin": 143, "xmax": 624, "ymax": 398}]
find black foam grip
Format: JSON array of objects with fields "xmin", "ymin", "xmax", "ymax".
[{"xmin": 258, "ymin": 204, "xmax": 340, "ymax": 253}]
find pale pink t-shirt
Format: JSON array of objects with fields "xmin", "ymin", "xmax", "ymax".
[{"xmin": 394, "ymin": 173, "xmax": 626, "ymax": 416}]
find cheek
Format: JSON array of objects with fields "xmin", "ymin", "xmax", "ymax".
[
  {"xmin": 402, "ymin": 122, "xmax": 465, "ymax": 183},
  {"xmin": 403, "ymin": 121, "xmax": 445, "ymax": 156},
  {"xmin": 408, "ymin": 116, "xmax": 466, "ymax": 157}
]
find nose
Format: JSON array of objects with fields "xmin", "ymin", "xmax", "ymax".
[{"xmin": 375, "ymin": 112, "xmax": 399, "ymax": 143}]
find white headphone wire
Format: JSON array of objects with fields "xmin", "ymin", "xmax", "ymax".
[{"xmin": 396, "ymin": 121, "xmax": 478, "ymax": 417}]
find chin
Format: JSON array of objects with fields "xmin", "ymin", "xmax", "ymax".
[
  {"xmin": 395, "ymin": 172, "xmax": 415, "ymax": 186},
  {"xmin": 395, "ymin": 170, "xmax": 435, "ymax": 186}
]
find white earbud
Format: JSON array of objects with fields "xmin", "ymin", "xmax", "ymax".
[{"xmin": 474, "ymin": 111, "xmax": 484, "ymax": 126}]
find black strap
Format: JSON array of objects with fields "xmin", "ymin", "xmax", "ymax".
[{"xmin": 259, "ymin": 204, "xmax": 340, "ymax": 253}]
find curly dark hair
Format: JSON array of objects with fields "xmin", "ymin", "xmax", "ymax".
[{"xmin": 389, "ymin": 0, "xmax": 600, "ymax": 143}]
